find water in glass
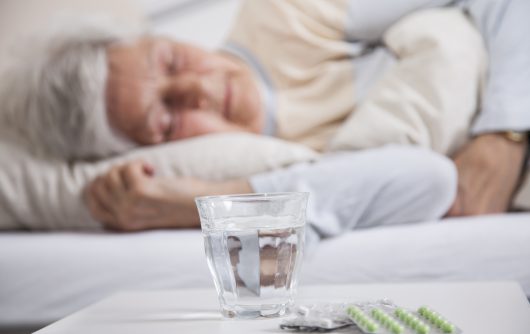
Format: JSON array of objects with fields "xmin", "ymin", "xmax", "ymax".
[{"xmin": 203, "ymin": 215, "xmax": 305, "ymax": 318}]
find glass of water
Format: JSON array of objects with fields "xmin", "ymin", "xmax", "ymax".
[{"xmin": 195, "ymin": 192, "xmax": 308, "ymax": 319}]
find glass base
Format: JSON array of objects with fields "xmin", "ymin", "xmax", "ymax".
[{"xmin": 221, "ymin": 302, "xmax": 290, "ymax": 319}]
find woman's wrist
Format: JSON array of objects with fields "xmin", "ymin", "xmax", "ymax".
[{"xmin": 208, "ymin": 179, "xmax": 253, "ymax": 196}]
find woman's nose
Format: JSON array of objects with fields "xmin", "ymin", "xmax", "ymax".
[
  {"xmin": 163, "ymin": 74, "xmax": 204, "ymax": 109},
  {"xmin": 163, "ymin": 72, "xmax": 225, "ymax": 111}
]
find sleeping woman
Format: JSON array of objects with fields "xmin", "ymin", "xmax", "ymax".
[{"xmin": 4, "ymin": 0, "xmax": 529, "ymax": 236}]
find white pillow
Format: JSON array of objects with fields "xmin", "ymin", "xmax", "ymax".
[{"xmin": 0, "ymin": 133, "xmax": 318, "ymax": 230}]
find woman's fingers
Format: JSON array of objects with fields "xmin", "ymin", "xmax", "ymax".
[
  {"xmin": 104, "ymin": 165, "xmax": 127, "ymax": 203},
  {"xmin": 85, "ymin": 178, "xmax": 117, "ymax": 224},
  {"xmin": 84, "ymin": 160, "xmax": 169, "ymax": 231},
  {"xmin": 120, "ymin": 160, "xmax": 152, "ymax": 191},
  {"xmin": 142, "ymin": 162, "xmax": 155, "ymax": 177}
]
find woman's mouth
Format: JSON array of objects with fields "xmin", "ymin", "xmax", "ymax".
[
  {"xmin": 164, "ymin": 114, "xmax": 174, "ymax": 141},
  {"xmin": 223, "ymin": 77, "xmax": 232, "ymax": 120},
  {"xmin": 165, "ymin": 112, "xmax": 183, "ymax": 141}
]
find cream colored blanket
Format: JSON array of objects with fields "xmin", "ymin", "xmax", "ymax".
[
  {"xmin": 328, "ymin": 8, "xmax": 486, "ymax": 155},
  {"xmin": 227, "ymin": 3, "xmax": 486, "ymax": 155}
]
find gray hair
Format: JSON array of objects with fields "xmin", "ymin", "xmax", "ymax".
[{"xmin": 0, "ymin": 19, "xmax": 139, "ymax": 161}]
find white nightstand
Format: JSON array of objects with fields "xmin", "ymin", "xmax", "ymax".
[{"xmin": 35, "ymin": 282, "xmax": 530, "ymax": 334}]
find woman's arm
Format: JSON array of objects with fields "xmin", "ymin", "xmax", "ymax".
[
  {"xmin": 249, "ymin": 146, "xmax": 456, "ymax": 238},
  {"xmin": 450, "ymin": 0, "xmax": 530, "ymax": 214},
  {"xmin": 85, "ymin": 146, "xmax": 458, "ymax": 235}
]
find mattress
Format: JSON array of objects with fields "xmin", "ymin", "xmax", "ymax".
[{"xmin": 1, "ymin": 213, "xmax": 529, "ymax": 330}]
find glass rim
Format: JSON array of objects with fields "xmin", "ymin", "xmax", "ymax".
[{"xmin": 195, "ymin": 192, "xmax": 308, "ymax": 203}]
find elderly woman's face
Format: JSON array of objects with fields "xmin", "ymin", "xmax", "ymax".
[{"xmin": 105, "ymin": 37, "xmax": 263, "ymax": 145}]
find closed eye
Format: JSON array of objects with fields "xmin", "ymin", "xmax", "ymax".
[
  {"xmin": 168, "ymin": 52, "xmax": 178, "ymax": 75},
  {"xmin": 163, "ymin": 95, "xmax": 177, "ymax": 110}
]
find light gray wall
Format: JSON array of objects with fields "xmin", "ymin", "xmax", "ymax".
[
  {"xmin": 0, "ymin": 0, "xmax": 145, "ymax": 64},
  {"xmin": 136, "ymin": 0, "xmax": 241, "ymax": 49}
]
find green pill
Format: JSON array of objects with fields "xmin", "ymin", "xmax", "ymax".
[
  {"xmin": 441, "ymin": 322, "xmax": 454, "ymax": 333},
  {"xmin": 392, "ymin": 324, "xmax": 404, "ymax": 334},
  {"xmin": 367, "ymin": 322, "xmax": 378, "ymax": 332},
  {"xmin": 417, "ymin": 324, "xmax": 430, "ymax": 334}
]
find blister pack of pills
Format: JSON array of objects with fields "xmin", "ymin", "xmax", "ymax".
[
  {"xmin": 280, "ymin": 303, "xmax": 353, "ymax": 332},
  {"xmin": 280, "ymin": 300, "xmax": 462, "ymax": 334}
]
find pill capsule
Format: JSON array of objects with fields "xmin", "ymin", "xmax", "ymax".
[
  {"xmin": 366, "ymin": 322, "xmax": 378, "ymax": 332},
  {"xmin": 416, "ymin": 326, "xmax": 429, "ymax": 334},
  {"xmin": 441, "ymin": 322, "xmax": 454, "ymax": 333},
  {"xmin": 434, "ymin": 317, "xmax": 445, "ymax": 328},
  {"xmin": 409, "ymin": 319, "xmax": 420, "ymax": 329},
  {"xmin": 391, "ymin": 326, "xmax": 400, "ymax": 333},
  {"xmin": 417, "ymin": 324, "xmax": 430, "ymax": 334}
]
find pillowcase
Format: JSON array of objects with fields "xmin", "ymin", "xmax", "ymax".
[{"xmin": 0, "ymin": 133, "xmax": 318, "ymax": 230}]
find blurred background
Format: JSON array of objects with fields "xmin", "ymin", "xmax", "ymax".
[
  {"xmin": 138, "ymin": 0, "xmax": 240, "ymax": 47},
  {"xmin": 0, "ymin": 0, "xmax": 240, "ymax": 58}
]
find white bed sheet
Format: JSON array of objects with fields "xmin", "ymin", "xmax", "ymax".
[{"xmin": 1, "ymin": 214, "xmax": 529, "ymax": 328}]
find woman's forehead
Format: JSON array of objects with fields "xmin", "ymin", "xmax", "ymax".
[
  {"xmin": 107, "ymin": 39, "xmax": 155, "ymax": 80},
  {"xmin": 106, "ymin": 42, "xmax": 157, "ymax": 117}
]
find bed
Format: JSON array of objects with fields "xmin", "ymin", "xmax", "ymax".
[{"xmin": 1, "ymin": 213, "xmax": 529, "ymax": 332}]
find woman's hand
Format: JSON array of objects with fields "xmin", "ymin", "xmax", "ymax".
[
  {"xmin": 447, "ymin": 133, "xmax": 527, "ymax": 216},
  {"xmin": 84, "ymin": 160, "xmax": 202, "ymax": 231},
  {"xmin": 84, "ymin": 160, "xmax": 253, "ymax": 231}
]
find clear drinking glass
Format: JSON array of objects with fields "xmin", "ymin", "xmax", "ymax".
[{"xmin": 195, "ymin": 192, "xmax": 308, "ymax": 319}]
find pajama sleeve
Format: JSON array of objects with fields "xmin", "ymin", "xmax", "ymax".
[
  {"xmin": 248, "ymin": 146, "xmax": 457, "ymax": 239},
  {"xmin": 465, "ymin": 0, "xmax": 530, "ymax": 133},
  {"xmin": 345, "ymin": 0, "xmax": 530, "ymax": 133}
]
